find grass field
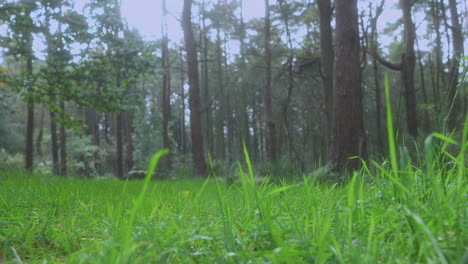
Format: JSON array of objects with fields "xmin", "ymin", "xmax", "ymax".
[{"xmin": 1, "ymin": 140, "xmax": 467, "ymax": 263}]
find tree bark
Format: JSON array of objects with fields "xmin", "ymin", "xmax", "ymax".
[
  {"xmin": 115, "ymin": 111, "xmax": 124, "ymax": 179},
  {"xmin": 36, "ymin": 105, "xmax": 44, "ymax": 157},
  {"xmin": 263, "ymin": 0, "xmax": 277, "ymax": 162},
  {"xmin": 446, "ymin": 0, "xmax": 464, "ymax": 132},
  {"xmin": 59, "ymin": 100, "xmax": 67, "ymax": 176},
  {"xmin": 161, "ymin": 0, "xmax": 172, "ymax": 169},
  {"xmin": 330, "ymin": 0, "xmax": 364, "ymax": 173},
  {"xmin": 317, "ymin": 0, "xmax": 334, "ymax": 151},
  {"xmin": 50, "ymin": 109, "xmax": 59, "ymax": 175},
  {"xmin": 25, "ymin": 35, "xmax": 34, "ymax": 170},
  {"xmin": 179, "ymin": 48, "xmax": 187, "ymax": 154},
  {"xmin": 400, "ymin": 0, "xmax": 418, "ymax": 138},
  {"xmin": 182, "ymin": 0, "xmax": 208, "ymax": 176}
]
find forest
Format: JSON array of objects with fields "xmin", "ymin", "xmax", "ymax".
[{"xmin": 0, "ymin": 0, "xmax": 467, "ymax": 263}]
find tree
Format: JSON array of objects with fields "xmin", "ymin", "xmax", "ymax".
[
  {"xmin": 263, "ymin": 0, "xmax": 277, "ymax": 162},
  {"xmin": 446, "ymin": 0, "xmax": 464, "ymax": 132},
  {"xmin": 0, "ymin": 1, "xmax": 40, "ymax": 170},
  {"xmin": 161, "ymin": 0, "xmax": 172, "ymax": 169},
  {"xmin": 182, "ymin": 0, "xmax": 208, "ymax": 176},
  {"xmin": 317, "ymin": 0, "xmax": 334, "ymax": 150},
  {"xmin": 329, "ymin": 0, "xmax": 364, "ymax": 172}
]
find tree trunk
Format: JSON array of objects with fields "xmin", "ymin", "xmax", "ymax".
[
  {"xmin": 115, "ymin": 111, "xmax": 124, "ymax": 178},
  {"xmin": 59, "ymin": 100, "xmax": 67, "ymax": 176},
  {"xmin": 330, "ymin": 0, "xmax": 364, "ymax": 173},
  {"xmin": 263, "ymin": 0, "xmax": 277, "ymax": 162},
  {"xmin": 317, "ymin": 0, "xmax": 334, "ymax": 151},
  {"xmin": 179, "ymin": 48, "xmax": 187, "ymax": 154},
  {"xmin": 161, "ymin": 0, "xmax": 172, "ymax": 169},
  {"xmin": 446, "ymin": 0, "xmax": 464, "ymax": 132},
  {"xmin": 36, "ymin": 105, "xmax": 45, "ymax": 157},
  {"xmin": 25, "ymin": 45, "xmax": 34, "ymax": 170},
  {"xmin": 50, "ymin": 109, "xmax": 59, "ymax": 175},
  {"xmin": 401, "ymin": 0, "xmax": 418, "ymax": 138},
  {"xmin": 182, "ymin": 0, "xmax": 208, "ymax": 176},
  {"xmin": 124, "ymin": 112, "xmax": 134, "ymax": 170}
]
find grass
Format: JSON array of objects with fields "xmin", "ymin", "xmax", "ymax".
[
  {"xmin": 0, "ymin": 139, "xmax": 466, "ymax": 263},
  {"xmin": 0, "ymin": 76, "xmax": 467, "ymax": 263}
]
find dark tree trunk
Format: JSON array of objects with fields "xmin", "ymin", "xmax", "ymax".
[
  {"xmin": 50, "ymin": 109, "xmax": 59, "ymax": 175},
  {"xmin": 182, "ymin": 0, "xmax": 208, "ymax": 176},
  {"xmin": 263, "ymin": 0, "xmax": 277, "ymax": 162},
  {"xmin": 25, "ymin": 48, "xmax": 34, "ymax": 170},
  {"xmin": 161, "ymin": 0, "xmax": 172, "ymax": 169},
  {"xmin": 124, "ymin": 112, "xmax": 134, "ymax": 170},
  {"xmin": 447, "ymin": 0, "xmax": 464, "ymax": 132},
  {"xmin": 36, "ymin": 105, "xmax": 44, "ymax": 157},
  {"xmin": 317, "ymin": 0, "xmax": 334, "ymax": 150},
  {"xmin": 179, "ymin": 48, "xmax": 187, "ymax": 154},
  {"xmin": 401, "ymin": 0, "xmax": 418, "ymax": 138},
  {"xmin": 59, "ymin": 100, "xmax": 67, "ymax": 176},
  {"xmin": 215, "ymin": 26, "xmax": 226, "ymax": 160},
  {"xmin": 330, "ymin": 0, "xmax": 364, "ymax": 173},
  {"xmin": 370, "ymin": 1, "xmax": 385, "ymax": 152},
  {"xmin": 115, "ymin": 111, "xmax": 124, "ymax": 179}
]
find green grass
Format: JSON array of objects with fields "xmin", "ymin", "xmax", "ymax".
[
  {"xmin": 0, "ymin": 76, "xmax": 467, "ymax": 263},
  {"xmin": 0, "ymin": 142, "xmax": 467, "ymax": 263}
]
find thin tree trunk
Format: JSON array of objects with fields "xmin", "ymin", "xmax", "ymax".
[
  {"xmin": 124, "ymin": 112, "xmax": 134, "ymax": 170},
  {"xmin": 182, "ymin": 0, "xmax": 208, "ymax": 176},
  {"xmin": 115, "ymin": 111, "xmax": 124, "ymax": 178},
  {"xmin": 36, "ymin": 105, "xmax": 45, "ymax": 157},
  {"xmin": 263, "ymin": 0, "xmax": 277, "ymax": 162},
  {"xmin": 161, "ymin": 0, "xmax": 172, "ymax": 169},
  {"xmin": 59, "ymin": 100, "xmax": 67, "ymax": 176},
  {"xmin": 50, "ymin": 109, "xmax": 59, "ymax": 175},
  {"xmin": 25, "ymin": 44, "xmax": 34, "ymax": 170},
  {"xmin": 179, "ymin": 48, "xmax": 187, "ymax": 154},
  {"xmin": 446, "ymin": 0, "xmax": 464, "ymax": 132},
  {"xmin": 317, "ymin": 0, "xmax": 334, "ymax": 152}
]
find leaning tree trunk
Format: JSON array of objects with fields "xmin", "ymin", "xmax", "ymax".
[
  {"xmin": 330, "ymin": 0, "xmax": 364, "ymax": 173},
  {"xmin": 182, "ymin": 0, "xmax": 208, "ymax": 176}
]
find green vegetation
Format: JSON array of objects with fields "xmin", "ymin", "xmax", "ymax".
[{"xmin": 1, "ymin": 129, "xmax": 466, "ymax": 263}]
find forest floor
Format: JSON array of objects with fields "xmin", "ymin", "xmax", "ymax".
[{"xmin": 0, "ymin": 152, "xmax": 466, "ymax": 264}]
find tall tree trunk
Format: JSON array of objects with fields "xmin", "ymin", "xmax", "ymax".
[
  {"xmin": 237, "ymin": 0, "xmax": 250, "ymax": 158},
  {"xmin": 161, "ymin": 0, "xmax": 172, "ymax": 169},
  {"xmin": 330, "ymin": 0, "xmax": 364, "ymax": 172},
  {"xmin": 370, "ymin": 1, "xmax": 385, "ymax": 152},
  {"xmin": 317, "ymin": 0, "xmax": 334, "ymax": 152},
  {"xmin": 263, "ymin": 0, "xmax": 277, "ymax": 162},
  {"xmin": 179, "ymin": 48, "xmax": 187, "ymax": 154},
  {"xmin": 401, "ymin": 0, "xmax": 418, "ymax": 138},
  {"xmin": 200, "ymin": 1, "xmax": 214, "ymax": 156},
  {"xmin": 215, "ymin": 26, "xmax": 226, "ymax": 160},
  {"xmin": 25, "ymin": 41, "xmax": 34, "ymax": 170},
  {"xmin": 182, "ymin": 0, "xmax": 208, "ymax": 176},
  {"xmin": 446, "ymin": 0, "xmax": 464, "ymax": 132},
  {"xmin": 59, "ymin": 101, "xmax": 67, "ymax": 176},
  {"xmin": 50, "ymin": 109, "xmax": 59, "ymax": 175}
]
